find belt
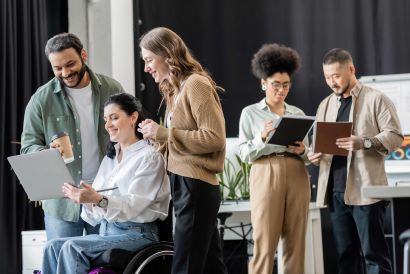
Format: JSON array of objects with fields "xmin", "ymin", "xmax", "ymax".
[{"xmin": 262, "ymin": 152, "xmax": 301, "ymax": 160}]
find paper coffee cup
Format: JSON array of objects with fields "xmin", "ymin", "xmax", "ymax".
[{"xmin": 51, "ymin": 132, "xmax": 74, "ymax": 164}]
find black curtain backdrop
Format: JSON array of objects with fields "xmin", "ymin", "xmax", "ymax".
[
  {"xmin": 0, "ymin": 0, "xmax": 67, "ymax": 272},
  {"xmin": 137, "ymin": 1, "xmax": 410, "ymax": 273},
  {"xmin": 137, "ymin": 0, "xmax": 410, "ymax": 136}
]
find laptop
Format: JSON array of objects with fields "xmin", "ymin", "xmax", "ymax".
[{"xmin": 7, "ymin": 149, "xmax": 75, "ymax": 200}]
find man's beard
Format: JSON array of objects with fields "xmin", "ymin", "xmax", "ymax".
[
  {"xmin": 333, "ymin": 82, "xmax": 350, "ymax": 97},
  {"xmin": 59, "ymin": 62, "xmax": 87, "ymax": 88}
]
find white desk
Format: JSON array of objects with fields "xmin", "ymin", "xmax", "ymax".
[
  {"xmin": 363, "ymin": 184, "xmax": 410, "ymax": 274},
  {"xmin": 21, "ymin": 230, "xmax": 47, "ymax": 274},
  {"xmin": 363, "ymin": 184, "xmax": 410, "ymax": 198},
  {"xmin": 219, "ymin": 201, "xmax": 324, "ymax": 274}
]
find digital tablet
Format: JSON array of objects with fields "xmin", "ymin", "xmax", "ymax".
[{"xmin": 267, "ymin": 115, "xmax": 316, "ymax": 146}]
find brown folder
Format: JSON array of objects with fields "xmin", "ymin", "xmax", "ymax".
[{"xmin": 313, "ymin": 122, "xmax": 353, "ymax": 156}]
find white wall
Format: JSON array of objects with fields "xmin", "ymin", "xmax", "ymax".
[
  {"xmin": 110, "ymin": 0, "xmax": 135, "ymax": 94},
  {"xmin": 68, "ymin": 0, "xmax": 135, "ymax": 94},
  {"xmin": 87, "ymin": 0, "xmax": 112, "ymax": 77}
]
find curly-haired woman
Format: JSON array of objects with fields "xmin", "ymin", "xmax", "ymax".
[{"xmin": 238, "ymin": 44, "xmax": 311, "ymax": 274}]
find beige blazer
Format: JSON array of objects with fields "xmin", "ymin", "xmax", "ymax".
[{"xmin": 316, "ymin": 82, "xmax": 403, "ymax": 206}]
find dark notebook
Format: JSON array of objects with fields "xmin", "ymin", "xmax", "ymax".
[
  {"xmin": 313, "ymin": 122, "xmax": 353, "ymax": 156},
  {"xmin": 267, "ymin": 115, "xmax": 316, "ymax": 147}
]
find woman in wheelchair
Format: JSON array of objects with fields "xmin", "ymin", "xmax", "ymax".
[{"xmin": 41, "ymin": 93, "xmax": 171, "ymax": 274}]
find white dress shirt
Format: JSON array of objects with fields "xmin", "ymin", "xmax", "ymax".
[{"xmin": 81, "ymin": 140, "xmax": 171, "ymax": 226}]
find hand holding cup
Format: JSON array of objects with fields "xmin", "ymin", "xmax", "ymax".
[{"xmin": 50, "ymin": 132, "xmax": 74, "ymax": 164}]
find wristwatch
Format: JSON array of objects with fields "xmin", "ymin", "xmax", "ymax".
[
  {"xmin": 363, "ymin": 138, "xmax": 372, "ymax": 150},
  {"xmin": 97, "ymin": 196, "xmax": 109, "ymax": 209}
]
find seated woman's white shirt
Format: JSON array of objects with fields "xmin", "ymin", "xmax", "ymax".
[{"xmin": 81, "ymin": 140, "xmax": 171, "ymax": 226}]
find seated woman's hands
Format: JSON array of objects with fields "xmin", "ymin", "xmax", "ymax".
[{"xmin": 62, "ymin": 181, "xmax": 102, "ymax": 204}]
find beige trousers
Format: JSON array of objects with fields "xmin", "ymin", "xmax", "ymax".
[{"xmin": 248, "ymin": 155, "xmax": 310, "ymax": 274}]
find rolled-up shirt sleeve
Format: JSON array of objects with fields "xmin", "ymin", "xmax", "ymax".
[{"xmin": 374, "ymin": 94, "xmax": 404, "ymax": 153}]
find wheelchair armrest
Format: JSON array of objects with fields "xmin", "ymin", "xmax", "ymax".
[{"xmin": 399, "ymin": 229, "xmax": 410, "ymax": 243}]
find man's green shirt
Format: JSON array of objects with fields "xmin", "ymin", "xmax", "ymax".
[{"xmin": 21, "ymin": 67, "xmax": 124, "ymax": 222}]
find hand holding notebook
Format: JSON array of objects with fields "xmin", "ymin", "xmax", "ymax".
[
  {"xmin": 266, "ymin": 115, "xmax": 316, "ymax": 147},
  {"xmin": 313, "ymin": 122, "xmax": 353, "ymax": 156}
]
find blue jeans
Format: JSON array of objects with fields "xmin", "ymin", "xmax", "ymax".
[
  {"xmin": 44, "ymin": 213, "xmax": 100, "ymax": 240},
  {"xmin": 41, "ymin": 220, "xmax": 159, "ymax": 274},
  {"xmin": 329, "ymin": 192, "xmax": 392, "ymax": 274}
]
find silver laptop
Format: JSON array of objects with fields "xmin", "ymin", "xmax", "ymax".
[{"xmin": 8, "ymin": 149, "xmax": 75, "ymax": 200}]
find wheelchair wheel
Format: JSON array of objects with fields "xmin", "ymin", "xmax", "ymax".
[{"xmin": 123, "ymin": 242, "xmax": 174, "ymax": 274}]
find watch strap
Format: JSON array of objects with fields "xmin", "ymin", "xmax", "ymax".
[
  {"xmin": 97, "ymin": 196, "xmax": 108, "ymax": 208},
  {"xmin": 363, "ymin": 137, "xmax": 372, "ymax": 149}
]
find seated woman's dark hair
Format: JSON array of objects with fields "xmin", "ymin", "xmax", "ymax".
[
  {"xmin": 251, "ymin": 43, "xmax": 301, "ymax": 79},
  {"xmin": 104, "ymin": 93, "xmax": 147, "ymax": 158}
]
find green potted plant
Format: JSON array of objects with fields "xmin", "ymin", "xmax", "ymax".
[{"xmin": 218, "ymin": 154, "xmax": 251, "ymax": 201}]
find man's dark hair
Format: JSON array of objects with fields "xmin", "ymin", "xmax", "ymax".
[
  {"xmin": 44, "ymin": 33, "xmax": 83, "ymax": 57},
  {"xmin": 104, "ymin": 93, "xmax": 147, "ymax": 158},
  {"xmin": 251, "ymin": 43, "xmax": 301, "ymax": 79},
  {"xmin": 322, "ymin": 48, "xmax": 353, "ymax": 66}
]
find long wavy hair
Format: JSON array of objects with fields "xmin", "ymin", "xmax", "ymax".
[{"xmin": 139, "ymin": 27, "xmax": 223, "ymax": 109}]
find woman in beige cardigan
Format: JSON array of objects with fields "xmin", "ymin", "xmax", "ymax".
[{"xmin": 138, "ymin": 27, "xmax": 227, "ymax": 274}]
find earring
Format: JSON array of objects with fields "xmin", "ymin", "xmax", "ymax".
[
  {"xmin": 262, "ymin": 85, "xmax": 267, "ymax": 91},
  {"xmin": 132, "ymin": 123, "xmax": 135, "ymax": 129}
]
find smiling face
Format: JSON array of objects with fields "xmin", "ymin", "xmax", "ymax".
[
  {"xmin": 104, "ymin": 103, "xmax": 138, "ymax": 146},
  {"xmin": 323, "ymin": 62, "xmax": 356, "ymax": 97},
  {"xmin": 48, "ymin": 47, "xmax": 89, "ymax": 88},
  {"xmin": 141, "ymin": 47, "xmax": 171, "ymax": 83},
  {"xmin": 262, "ymin": 72, "xmax": 291, "ymax": 105}
]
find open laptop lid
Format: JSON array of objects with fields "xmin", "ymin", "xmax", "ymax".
[{"xmin": 7, "ymin": 149, "xmax": 75, "ymax": 200}]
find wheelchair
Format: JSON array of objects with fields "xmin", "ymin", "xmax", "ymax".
[
  {"xmin": 89, "ymin": 241, "xmax": 174, "ymax": 274},
  {"xmin": 89, "ymin": 209, "xmax": 174, "ymax": 274},
  {"xmin": 35, "ymin": 206, "xmax": 174, "ymax": 274}
]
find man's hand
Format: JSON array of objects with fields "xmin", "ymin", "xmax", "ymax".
[
  {"xmin": 261, "ymin": 120, "xmax": 275, "ymax": 142},
  {"xmin": 62, "ymin": 181, "xmax": 102, "ymax": 204},
  {"xmin": 49, "ymin": 141, "xmax": 64, "ymax": 155},
  {"xmin": 308, "ymin": 151, "xmax": 323, "ymax": 166},
  {"xmin": 138, "ymin": 119, "xmax": 160, "ymax": 141},
  {"xmin": 336, "ymin": 135, "xmax": 364, "ymax": 151},
  {"xmin": 288, "ymin": 141, "xmax": 305, "ymax": 155}
]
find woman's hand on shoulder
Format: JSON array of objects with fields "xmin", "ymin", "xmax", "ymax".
[
  {"xmin": 138, "ymin": 119, "xmax": 160, "ymax": 141},
  {"xmin": 62, "ymin": 181, "xmax": 102, "ymax": 204}
]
